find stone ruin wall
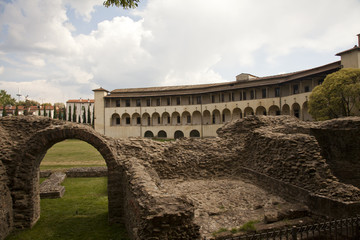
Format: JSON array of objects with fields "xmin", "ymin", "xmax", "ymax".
[{"xmin": 1, "ymin": 115, "xmax": 360, "ymax": 240}]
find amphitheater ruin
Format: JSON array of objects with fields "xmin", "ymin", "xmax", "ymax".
[{"xmin": 1, "ymin": 115, "xmax": 360, "ymax": 240}]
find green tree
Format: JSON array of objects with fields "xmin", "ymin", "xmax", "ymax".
[
  {"xmin": 103, "ymin": 0, "xmax": 139, "ymax": 9},
  {"xmin": 38, "ymin": 106, "xmax": 41, "ymax": 116},
  {"xmin": 73, "ymin": 106, "xmax": 77, "ymax": 122},
  {"xmin": 92, "ymin": 107, "xmax": 95, "ymax": 127},
  {"xmin": 43, "ymin": 105, "xmax": 47, "ymax": 116},
  {"xmin": 54, "ymin": 107, "xmax": 58, "ymax": 119},
  {"xmin": 48, "ymin": 108, "xmax": 52, "ymax": 118},
  {"xmin": 68, "ymin": 106, "xmax": 72, "ymax": 121},
  {"xmin": 2, "ymin": 106, "xmax": 7, "ymax": 117},
  {"xmin": 18, "ymin": 99, "xmax": 40, "ymax": 107},
  {"xmin": 87, "ymin": 106, "xmax": 91, "ymax": 124},
  {"xmin": 78, "ymin": 114, "xmax": 81, "ymax": 123},
  {"xmin": 63, "ymin": 107, "xmax": 67, "ymax": 121},
  {"xmin": 15, "ymin": 105, "xmax": 19, "ymax": 116},
  {"xmin": 309, "ymin": 68, "xmax": 360, "ymax": 120},
  {"xmin": 0, "ymin": 90, "xmax": 16, "ymax": 106}
]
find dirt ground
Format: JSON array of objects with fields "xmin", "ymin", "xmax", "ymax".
[{"xmin": 160, "ymin": 177, "xmax": 311, "ymax": 239}]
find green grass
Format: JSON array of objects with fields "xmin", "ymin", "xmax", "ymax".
[
  {"xmin": 40, "ymin": 139, "xmax": 106, "ymax": 170},
  {"xmin": 6, "ymin": 177, "xmax": 128, "ymax": 240}
]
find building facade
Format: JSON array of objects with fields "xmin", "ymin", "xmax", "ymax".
[
  {"xmin": 94, "ymin": 36, "xmax": 360, "ymax": 139},
  {"xmin": 66, "ymin": 99, "xmax": 94, "ymax": 124}
]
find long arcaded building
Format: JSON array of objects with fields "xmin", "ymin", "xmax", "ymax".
[{"xmin": 93, "ymin": 35, "xmax": 360, "ymax": 139}]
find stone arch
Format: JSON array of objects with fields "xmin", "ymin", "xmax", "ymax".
[
  {"xmin": 255, "ymin": 106, "xmax": 267, "ymax": 116},
  {"xmin": 282, "ymin": 104, "xmax": 290, "ymax": 115},
  {"xmin": 11, "ymin": 125, "xmax": 121, "ymax": 229},
  {"xmin": 302, "ymin": 101, "xmax": 312, "ymax": 121},
  {"xmin": 212, "ymin": 109, "xmax": 221, "ymax": 124},
  {"xmin": 174, "ymin": 130, "xmax": 184, "ymax": 139},
  {"xmin": 121, "ymin": 113, "xmax": 130, "ymax": 125},
  {"xmin": 181, "ymin": 111, "xmax": 191, "ymax": 125},
  {"xmin": 233, "ymin": 108, "xmax": 242, "ymax": 120},
  {"xmin": 171, "ymin": 111, "xmax": 180, "ymax": 125},
  {"xmin": 190, "ymin": 129, "xmax": 200, "ymax": 138},
  {"xmin": 222, "ymin": 108, "xmax": 231, "ymax": 123},
  {"xmin": 132, "ymin": 112, "xmax": 141, "ymax": 126},
  {"xmin": 268, "ymin": 105, "xmax": 280, "ymax": 116},
  {"xmin": 157, "ymin": 130, "xmax": 167, "ymax": 138},
  {"xmin": 162, "ymin": 112, "xmax": 170, "ymax": 125},
  {"xmin": 142, "ymin": 112, "xmax": 150, "ymax": 126},
  {"xmin": 203, "ymin": 110, "xmax": 211, "ymax": 124},
  {"xmin": 110, "ymin": 113, "xmax": 120, "ymax": 126},
  {"xmin": 152, "ymin": 112, "xmax": 160, "ymax": 126},
  {"xmin": 144, "ymin": 130, "xmax": 154, "ymax": 138},
  {"xmin": 292, "ymin": 103, "xmax": 301, "ymax": 118},
  {"xmin": 244, "ymin": 107, "xmax": 254, "ymax": 117},
  {"xmin": 192, "ymin": 111, "xmax": 202, "ymax": 125}
]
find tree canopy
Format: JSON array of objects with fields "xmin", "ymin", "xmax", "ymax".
[
  {"xmin": 0, "ymin": 90, "xmax": 16, "ymax": 106},
  {"xmin": 309, "ymin": 68, "xmax": 360, "ymax": 121},
  {"xmin": 103, "ymin": 0, "xmax": 140, "ymax": 8}
]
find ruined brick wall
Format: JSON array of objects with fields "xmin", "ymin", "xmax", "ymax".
[
  {"xmin": 0, "ymin": 159, "xmax": 13, "ymax": 240},
  {"xmin": 310, "ymin": 118, "xmax": 360, "ymax": 188}
]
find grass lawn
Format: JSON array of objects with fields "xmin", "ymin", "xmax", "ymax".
[
  {"xmin": 40, "ymin": 139, "xmax": 106, "ymax": 170},
  {"xmin": 6, "ymin": 177, "xmax": 128, "ymax": 240}
]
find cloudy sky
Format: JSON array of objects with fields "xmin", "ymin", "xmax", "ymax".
[{"xmin": 0, "ymin": 0, "xmax": 360, "ymax": 104}]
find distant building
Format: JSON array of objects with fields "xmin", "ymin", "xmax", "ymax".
[
  {"xmin": 66, "ymin": 99, "xmax": 94, "ymax": 124},
  {"xmin": 93, "ymin": 35, "xmax": 360, "ymax": 139},
  {"xmin": 0, "ymin": 105, "xmax": 54, "ymax": 117}
]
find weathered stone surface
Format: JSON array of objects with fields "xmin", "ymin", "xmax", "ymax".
[
  {"xmin": 1, "ymin": 115, "xmax": 360, "ymax": 240},
  {"xmin": 40, "ymin": 172, "xmax": 66, "ymax": 199}
]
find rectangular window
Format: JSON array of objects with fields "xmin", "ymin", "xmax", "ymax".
[
  {"xmin": 250, "ymin": 90, "xmax": 255, "ymax": 99},
  {"xmin": 293, "ymin": 85, "xmax": 299, "ymax": 94},
  {"xmin": 304, "ymin": 86, "xmax": 310, "ymax": 92},
  {"xmin": 115, "ymin": 100, "xmax": 120, "ymax": 107},
  {"xmin": 125, "ymin": 99, "xmax": 130, "ymax": 107},
  {"xmin": 187, "ymin": 115, "xmax": 191, "ymax": 124},
  {"xmin": 167, "ymin": 116, "xmax": 170, "ymax": 124},
  {"xmin": 262, "ymin": 88, "xmax": 266, "ymax": 98},
  {"xmin": 222, "ymin": 113, "xmax": 225, "ymax": 122},
  {"xmin": 136, "ymin": 117, "xmax": 141, "ymax": 124},
  {"xmin": 177, "ymin": 116, "xmax": 180, "ymax": 124},
  {"xmin": 221, "ymin": 93, "xmax": 225, "ymax": 102},
  {"xmin": 158, "ymin": 116, "xmax": 161, "ymax": 124},
  {"xmin": 211, "ymin": 95, "xmax": 215, "ymax": 103},
  {"xmin": 239, "ymin": 92, "xmax": 242, "ymax": 101},
  {"xmin": 176, "ymin": 97, "xmax": 181, "ymax": 105},
  {"xmin": 146, "ymin": 99, "xmax": 151, "ymax": 106},
  {"xmin": 196, "ymin": 96, "xmax": 201, "ymax": 104},
  {"xmin": 116, "ymin": 117, "xmax": 120, "ymax": 125},
  {"xmin": 156, "ymin": 99, "xmax": 160, "ymax": 106},
  {"xmin": 148, "ymin": 117, "xmax": 150, "ymax": 125},
  {"xmin": 126, "ymin": 117, "xmax": 130, "ymax": 124},
  {"xmin": 275, "ymin": 88, "xmax": 280, "ymax": 97},
  {"xmin": 167, "ymin": 98, "xmax": 171, "ymax": 105},
  {"xmin": 231, "ymin": 93, "xmax": 234, "ymax": 101},
  {"xmin": 136, "ymin": 99, "xmax": 141, "ymax": 107},
  {"xmin": 212, "ymin": 114, "xmax": 215, "ymax": 124},
  {"xmin": 243, "ymin": 92, "xmax": 247, "ymax": 100}
]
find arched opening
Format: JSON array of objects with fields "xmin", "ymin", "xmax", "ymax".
[
  {"xmin": 162, "ymin": 112, "xmax": 170, "ymax": 125},
  {"xmin": 174, "ymin": 130, "xmax": 184, "ymax": 139},
  {"xmin": 233, "ymin": 108, "xmax": 242, "ymax": 120},
  {"xmin": 152, "ymin": 112, "xmax": 160, "ymax": 126},
  {"xmin": 121, "ymin": 113, "xmax": 131, "ymax": 126},
  {"xmin": 268, "ymin": 105, "xmax": 281, "ymax": 116},
  {"xmin": 110, "ymin": 113, "xmax": 120, "ymax": 126},
  {"xmin": 132, "ymin": 113, "xmax": 141, "ymax": 126},
  {"xmin": 181, "ymin": 111, "xmax": 191, "ymax": 125},
  {"xmin": 171, "ymin": 112, "xmax": 180, "ymax": 125},
  {"xmin": 222, "ymin": 108, "xmax": 231, "ymax": 123},
  {"xmin": 212, "ymin": 109, "xmax": 221, "ymax": 124},
  {"xmin": 144, "ymin": 130, "xmax": 154, "ymax": 138},
  {"xmin": 192, "ymin": 111, "xmax": 202, "ymax": 125},
  {"xmin": 244, "ymin": 107, "xmax": 254, "ymax": 117},
  {"xmin": 142, "ymin": 112, "xmax": 150, "ymax": 126},
  {"xmin": 190, "ymin": 130, "xmax": 200, "ymax": 138},
  {"xmin": 203, "ymin": 110, "xmax": 211, "ymax": 124},
  {"xmin": 302, "ymin": 102, "xmax": 312, "ymax": 121},
  {"xmin": 282, "ymin": 104, "xmax": 290, "ymax": 115},
  {"xmin": 157, "ymin": 130, "xmax": 167, "ymax": 138},
  {"xmin": 255, "ymin": 106, "xmax": 267, "ymax": 116},
  {"xmin": 292, "ymin": 103, "xmax": 301, "ymax": 118},
  {"xmin": 11, "ymin": 126, "xmax": 122, "ymax": 231}
]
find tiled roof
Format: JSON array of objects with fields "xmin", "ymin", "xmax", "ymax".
[
  {"xmin": 106, "ymin": 61, "xmax": 341, "ymax": 98},
  {"xmin": 66, "ymin": 99, "xmax": 94, "ymax": 103}
]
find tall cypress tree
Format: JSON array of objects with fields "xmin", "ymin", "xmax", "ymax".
[
  {"xmin": 54, "ymin": 107, "xmax": 57, "ymax": 119},
  {"xmin": 87, "ymin": 105, "xmax": 91, "ymax": 124},
  {"xmin": 48, "ymin": 108, "xmax": 51, "ymax": 118},
  {"xmin": 63, "ymin": 107, "xmax": 66, "ymax": 120},
  {"xmin": 82, "ymin": 107, "xmax": 86, "ymax": 123},
  {"xmin": 15, "ymin": 105, "xmax": 19, "ymax": 116},
  {"xmin": 92, "ymin": 107, "xmax": 94, "ymax": 128},
  {"xmin": 78, "ymin": 114, "xmax": 81, "ymax": 123},
  {"xmin": 68, "ymin": 106, "xmax": 71, "ymax": 121},
  {"xmin": 43, "ymin": 105, "xmax": 47, "ymax": 116},
  {"xmin": 72, "ymin": 105, "xmax": 77, "ymax": 122},
  {"xmin": 2, "ymin": 106, "xmax": 7, "ymax": 117},
  {"xmin": 38, "ymin": 106, "xmax": 41, "ymax": 116}
]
